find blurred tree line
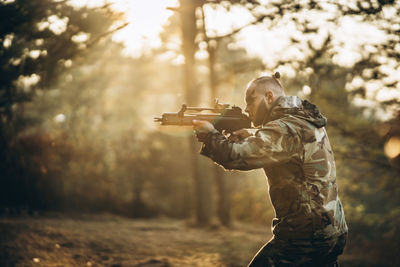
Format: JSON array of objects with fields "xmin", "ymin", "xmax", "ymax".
[{"xmin": 0, "ymin": 0, "xmax": 399, "ymax": 265}]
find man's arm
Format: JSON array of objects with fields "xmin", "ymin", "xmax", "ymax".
[{"xmin": 194, "ymin": 120, "xmax": 301, "ymax": 171}]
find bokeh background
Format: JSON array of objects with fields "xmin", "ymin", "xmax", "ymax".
[{"xmin": 0, "ymin": 0, "xmax": 399, "ymax": 266}]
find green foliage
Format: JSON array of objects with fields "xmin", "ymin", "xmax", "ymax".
[
  {"xmin": 0, "ymin": 0, "xmax": 119, "ymax": 122},
  {"xmin": 0, "ymin": 0, "xmax": 121, "ymax": 212}
]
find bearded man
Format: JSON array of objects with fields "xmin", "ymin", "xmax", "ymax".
[{"xmin": 193, "ymin": 72, "xmax": 348, "ymax": 266}]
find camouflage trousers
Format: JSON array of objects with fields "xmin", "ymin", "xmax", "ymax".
[{"xmin": 247, "ymin": 233, "xmax": 347, "ymax": 267}]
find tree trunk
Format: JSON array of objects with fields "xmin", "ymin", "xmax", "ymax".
[
  {"xmin": 201, "ymin": 6, "xmax": 232, "ymax": 227},
  {"xmin": 214, "ymin": 165, "xmax": 232, "ymax": 226},
  {"xmin": 180, "ymin": 0, "xmax": 212, "ymax": 225},
  {"xmin": 210, "ymin": 49, "xmax": 232, "ymax": 226}
]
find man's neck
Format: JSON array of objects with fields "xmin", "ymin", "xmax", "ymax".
[{"xmin": 261, "ymin": 96, "xmax": 286, "ymax": 125}]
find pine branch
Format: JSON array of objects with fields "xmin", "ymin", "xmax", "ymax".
[{"xmin": 86, "ymin": 22, "xmax": 129, "ymax": 49}]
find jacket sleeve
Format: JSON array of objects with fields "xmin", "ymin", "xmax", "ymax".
[{"xmin": 200, "ymin": 120, "xmax": 301, "ymax": 170}]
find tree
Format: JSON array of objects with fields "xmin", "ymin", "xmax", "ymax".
[
  {"xmin": 167, "ymin": 0, "xmax": 268, "ymax": 226},
  {"xmin": 179, "ymin": 0, "xmax": 213, "ymax": 225},
  {"xmin": 0, "ymin": 0, "xmax": 124, "ymax": 212}
]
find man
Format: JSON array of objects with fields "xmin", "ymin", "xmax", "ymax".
[{"xmin": 193, "ymin": 72, "xmax": 348, "ymax": 266}]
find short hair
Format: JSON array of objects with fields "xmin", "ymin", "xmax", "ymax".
[{"xmin": 250, "ymin": 72, "xmax": 284, "ymax": 96}]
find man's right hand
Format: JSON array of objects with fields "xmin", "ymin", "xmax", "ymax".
[{"xmin": 228, "ymin": 129, "xmax": 252, "ymax": 142}]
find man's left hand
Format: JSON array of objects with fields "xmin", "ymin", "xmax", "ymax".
[{"xmin": 193, "ymin": 120, "xmax": 215, "ymax": 142}]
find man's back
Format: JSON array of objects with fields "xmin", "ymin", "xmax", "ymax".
[{"xmin": 257, "ymin": 96, "xmax": 348, "ymax": 240}]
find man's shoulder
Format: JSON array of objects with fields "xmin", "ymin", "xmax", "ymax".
[
  {"xmin": 261, "ymin": 115, "xmax": 313, "ymax": 136},
  {"xmin": 256, "ymin": 119, "xmax": 285, "ymax": 136},
  {"xmin": 254, "ymin": 117, "xmax": 303, "ymax": 148}
]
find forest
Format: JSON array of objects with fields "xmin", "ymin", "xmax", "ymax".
[{"xmin": 0, "ymin": 0, "xmax": 399, "ymax": 266}]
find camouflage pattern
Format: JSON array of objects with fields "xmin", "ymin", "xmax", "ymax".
[
  {"xmin": 248, "ymin": 232, "xmax": 347, "ymax": 266},
  {"xmin": 200, "ymin": 96, "xmax": 348, "ymax": 266}
]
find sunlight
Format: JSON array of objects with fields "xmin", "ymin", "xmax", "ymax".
[
  {"xmin": 71, "ymin": 32, "xmax": 90, "ymax": 43},
  {"xmin": 3, "ymin": 34, "xmax": 13, "ymax": 48},
  {"xmin": 16, "ymin": 74, "xmax": 40, "ymax": 92},
  {"xmin": 384, "ymin": 137, "xmax": 400, "ymax": 159},
  {"xmin": 112, "ymin": 0, "xmax": 178, "ymax": 56},
  {"xmin": 302, "ymin": 85, "xmax": 312, "ymax": 95},
  {"xmin": 202, "ymin": 4, "xmax": 254, "ymax": 37},
  {"xmin": 54, "ymin": 114, "xmax": 66, "ymax": 123},
  {"xmin": 68, "ymin": 0, "xmax": 177, "ymax": 56}
]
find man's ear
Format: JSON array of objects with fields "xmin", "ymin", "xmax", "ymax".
[{"xmin": 265, "ymin": 91, "xmax": 274, "ymax": 104}]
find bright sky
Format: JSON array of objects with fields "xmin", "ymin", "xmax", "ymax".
[
  {"xmin": 68, "ymin": 0, "xmax": 178, "ymax": 56},
  {"xmin": 67, "ymin": 0, "xmax": 399, "ymax": 119},
  {"xmin": 111, "ymin": 0, "xmax": 178, "ymax": 56},
  {"xmin": 68, "ymin": 1, "xmax": 390, "ymax": 69}
]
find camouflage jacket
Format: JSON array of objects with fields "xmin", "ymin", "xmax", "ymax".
[{"xmin": 201, "ymin": 96, "xmax": 348, "ymax": 240}]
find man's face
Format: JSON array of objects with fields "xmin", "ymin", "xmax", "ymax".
[{"xmin": 245, "ymin": 84, "xmax": 269, "ymax": 125}]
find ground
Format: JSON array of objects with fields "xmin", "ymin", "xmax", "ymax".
[
  {"xmin": 0, "ymin": 214, "xmax": 390, "ymax": 267},
  {"xmin": 0, "ymin": 214, "xmax": 269, "ymax": 267}
]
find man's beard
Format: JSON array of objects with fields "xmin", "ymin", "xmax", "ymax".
[{"xmin": 253, "ymin": 99, "xmax": 268, "ymax": 127}]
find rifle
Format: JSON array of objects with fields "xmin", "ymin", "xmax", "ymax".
[{"xmin": 154, "ymin": 100, "xmax": 252, "ymax": 133}]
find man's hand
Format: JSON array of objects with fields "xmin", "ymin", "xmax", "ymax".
[
  {"xmin": 193, "ymin": 120, "xmax": 215, "ymax": 142},
  {"xmin": 228, "ymin": 129, "xmax": 252, "ymax": 142}
]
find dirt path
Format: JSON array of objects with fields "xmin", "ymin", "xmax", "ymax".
[
  {"xmin": 0, "ymin": 214, "xmax": 390, "ymax": 267},
  {"xmin": 0, "ymin": 214, "xmax": 271, "ymax": 267}
]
